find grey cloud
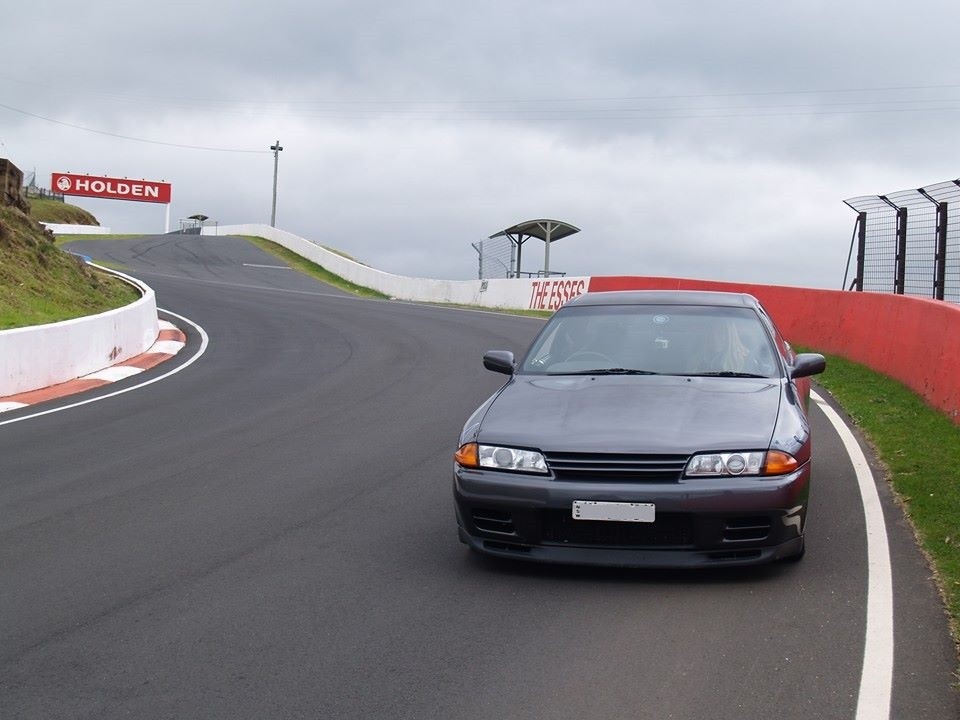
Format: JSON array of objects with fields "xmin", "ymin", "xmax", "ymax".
[{"xmin": 4, "ymin": 0, "xmax": 959, "ymax": 293}]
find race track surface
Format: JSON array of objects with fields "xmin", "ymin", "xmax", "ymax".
[{"xmin": 1, "ymin": 235, "xmax": 957, "ymax": 719}]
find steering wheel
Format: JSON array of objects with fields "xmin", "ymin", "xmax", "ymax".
[{"xmin": 565, "ymin": 350, "xmax": 614, "ymax": 364}]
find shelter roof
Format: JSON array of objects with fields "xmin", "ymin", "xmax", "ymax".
[{"xmin": 489, "ymin": 219, "xmax": 580, "ymax": 243}]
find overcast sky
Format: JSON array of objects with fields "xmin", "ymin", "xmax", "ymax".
[{"xmin": 4, "ymin": 1, "xmax": 959, "ymax": 287}]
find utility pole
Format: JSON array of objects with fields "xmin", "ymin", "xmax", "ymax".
[{"xmin": 270, "ymin": 140, "xmax": 283, "ymax": 227}]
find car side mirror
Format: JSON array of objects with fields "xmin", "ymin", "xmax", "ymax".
[
  {"xmin": 483, "ymin": 350, "xmax": 515, "ymax": 375},
  {"xmin": 791, "ymin": 353, "xmax": 826, "ymax": 379}
]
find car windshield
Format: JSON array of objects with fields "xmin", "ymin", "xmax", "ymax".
[{"xmin": 521, "ymin": 304, "xmax": 781, "ymax": 377}]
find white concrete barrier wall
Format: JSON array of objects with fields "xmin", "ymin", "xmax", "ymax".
[
  {"xmin": 41, "ymin": 223, "xmax": 113, "ymax": 235},
  {"xmin": 203, "ymin": 224, "xmax": 589, "ymax": 311},
  {"xmin": 0, "ymin": 265, "xmax": 158, "ymax": 396}
]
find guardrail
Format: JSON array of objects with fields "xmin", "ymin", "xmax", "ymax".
[
  {"xmin": 41, "ymin": 223, "xmax": 113, "ymax": 235},
  {"xmin": 0, "ymin": 265, "xmax": 158, "ymax": 397}
]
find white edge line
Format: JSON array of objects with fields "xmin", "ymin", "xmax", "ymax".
[
  {"xmin": 0, "ymin": 308, "xmax": 208, "ymax": 428},
  {"xmin": 811, "ymin": 390, "xmax": 893, "ymax": 720},
  {"xmin": 242, "ymin": 263, "xmax": 292, "ymax": 269}
]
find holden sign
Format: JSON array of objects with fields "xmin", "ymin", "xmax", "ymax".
[{"xmin": 50, "ymin": 172, "xmax": 172, "ymax": 204}]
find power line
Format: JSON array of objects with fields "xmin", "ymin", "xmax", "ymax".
[
  {"xmin": 2, "ymin": 93, "xmax": 959, "ymax": 146},
  {"xmin": 0, "ymin": 102, "xmax": 270, "ymax": 153}
]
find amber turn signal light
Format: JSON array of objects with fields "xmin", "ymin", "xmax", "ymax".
[
  {"xmin": 763, "ymin": 450, "xmax": 799, "ymax": 475},
  {"xmin": 454, "ymin": 442, "xmax": 479, "ymax": 468}
]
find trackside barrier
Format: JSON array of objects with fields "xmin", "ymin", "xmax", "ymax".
[
  {"xmin": 0, "ymin": 265, "xmax": 158, "ymax": 397},
  {"xmin": 589, "ymin": 276, "xmax": 960, "ymax": 424},
  {"xmin": 41, "ymin": 223, "xmax": 113, "ymax": 235},
  {"xmin": 202, "ymin": 224, "xmax": 589, "ymax": 310}
]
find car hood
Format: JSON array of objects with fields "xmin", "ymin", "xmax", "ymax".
[{"xmin": 477, "ymin": 374, "xmax": 782, "ymax": 454}]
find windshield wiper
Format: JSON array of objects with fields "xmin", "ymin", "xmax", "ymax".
[
  {"xmin": 688, "ymin": 371, "xmax": 769, "ymax": 378},
  {"xmin": 559, "ymin": 368, "xmax": 661, "ymax": 376}
]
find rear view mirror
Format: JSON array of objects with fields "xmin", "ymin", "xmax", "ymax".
[
  {"xmin": 483, "ymin": 350, "xmax": 515, "ymax": 375},
  {"xmin": 791, "ymin": 353, "xmax": 826, "ymax": 379}
]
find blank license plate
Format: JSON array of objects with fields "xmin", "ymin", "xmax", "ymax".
[{"xmin": 572, "ymin": 501, "xmax": 655, "ymax": 523}]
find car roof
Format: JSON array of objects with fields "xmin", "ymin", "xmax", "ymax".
[{"xmin": 565, "ymin": 289, "xmax": 761, "ymax": 309}]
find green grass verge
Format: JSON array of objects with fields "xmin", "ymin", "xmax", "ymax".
[
  {"xmin": 27, "ymin": 197, "xmax": 99, "ymax": 225},
  {"xmin": 0, "ymin": 207, "xmax": 140, "ymax": 330},
  {"xmin": 812, "ymin": 351, "xmax": 960, "ymax": 651},
  {"xmin": 241, "ymin": 236, "xmax": 389, "ymax": 299}
]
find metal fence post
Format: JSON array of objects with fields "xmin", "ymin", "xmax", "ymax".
[
  {"xmin": 471, "ymin": 242, "xmax": 483, "ymax": 280},
  {"xmin": 918, "ymin": 187, "xmax": 948, "ymax": 301},
  {"xmin": 855, "ymin": 212, "xmax": 866, "ymax": 290},
  {"xmin": 934, "ymin": 202, "xmax": 948, "ymax": 300},
  {"xmin": 880, "ymin": 196, "xmax": 907, "ymax": 294},
  {"xmin": 895, "ymin": 207, "xmax": 908, "ymax": 294}
]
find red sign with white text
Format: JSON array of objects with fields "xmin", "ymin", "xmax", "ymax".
[
  {"xmin": 51, "ymin": 172, "xmax": 171, "ymax": 204},
  {"xmin": 528, "ymin": 278, "xmax": 587, "ymax": 310}
]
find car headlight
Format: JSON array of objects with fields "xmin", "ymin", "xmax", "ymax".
[
  {"xmin": 454, "ymin": 443, "xmax": 548, "ymax": 474},
  {"xmin": 684, "ymin": 450, "xmax": 798, "ymax": 477}
]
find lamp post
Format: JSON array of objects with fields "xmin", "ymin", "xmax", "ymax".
[{"xmin": 270, "ymin": 140, "xmax": 283, "ymax": 227}]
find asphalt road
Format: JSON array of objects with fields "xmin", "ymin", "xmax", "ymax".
[{"xmin": 1, "ymin": 235, "xmax": 957, "ymax": 719}]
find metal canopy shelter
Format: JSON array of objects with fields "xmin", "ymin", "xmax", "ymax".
[{"xmin": 489, "ymin": 219, "xmax": 580, "ymax": 278}]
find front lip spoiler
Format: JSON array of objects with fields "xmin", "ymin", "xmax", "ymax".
[{"xmin": 458, "ymin": 527, "xmax": 803, "ymax": 569}]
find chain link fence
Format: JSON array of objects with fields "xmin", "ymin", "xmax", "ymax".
[
  {"xmin": 21, "ymin": 168, "xmax": 64, "ymax": 201},
  {"xmin": 471, "ymin": 235, "xmax": 515, "ymax": 279},
  {"xmin": 844, "ymin": 179, "xmax": 960, "ymax": 303}
]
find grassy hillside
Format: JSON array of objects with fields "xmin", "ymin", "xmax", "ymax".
[
  {"xmin": 27, "ymin": 197, "xmax": 99, "ymax": 226},
  {"xmin": 0, "ymin": 206, "xmax": 139, "ymax": 330}
]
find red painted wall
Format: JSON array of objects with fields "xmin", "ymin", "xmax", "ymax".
[{"xmin": 588, "ymin": 276, "xmax": 960, "ymax": 424}]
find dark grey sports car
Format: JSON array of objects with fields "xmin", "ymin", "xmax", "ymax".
[{"xmin": 453, "ymin": 290, "xmax": 825, "ymax": 567}]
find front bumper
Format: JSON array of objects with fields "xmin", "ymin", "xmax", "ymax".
[{"xmin": 453, "ymin": 464, "xmax": 809, "ymax": 568}]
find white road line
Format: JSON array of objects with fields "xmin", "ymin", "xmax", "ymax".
[
  {"xmin": 0, "ymin": 309, "xmax": 208, "ymax": 428},
  {"xmin": 242, "ymin": 263, "xmax": 291, "ymax": 269},
  {"xmin": 811, "ymin": 390, "xmax": 893, "ymax": 720}
]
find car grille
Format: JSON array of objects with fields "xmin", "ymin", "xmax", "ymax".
[
  {"xmin": 542, "ymin": 452, "xmax": 689, "ymax": 482},
  {"xmin": 540, "ymin": 510, "xmax": 694, "ymax": 548}
]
